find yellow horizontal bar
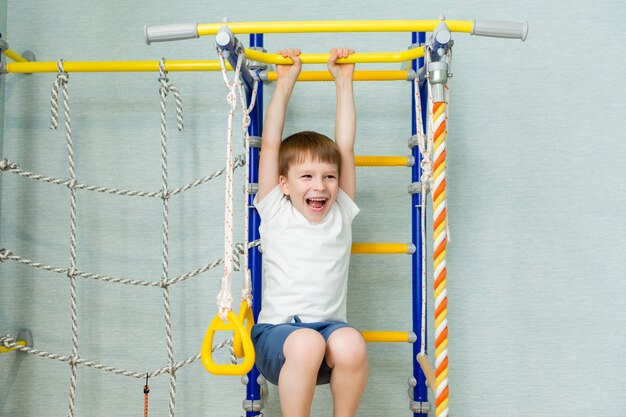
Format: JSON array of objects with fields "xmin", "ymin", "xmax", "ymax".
[
  {"xmin": 197, "ymin": 20, "xmax": 474, "ymax": 35},
  {"xmin": 246, "ymin": 47, "xmax": 424, "ymax": 65},
  {"xmin": 265, "ymin": 70, "xmax": 411, "ymax": 82},
  {"xmin": 0, "ymin": 340, "xmax": 26, "ymax": 354},
  {"xmin": 362, "ymin": 330, "xmax": 413, "ymax": 343},
  {"xmin": 6, "ymin": 60, "xmax": 230, "ymax": 74},
  {"xmin": 355, "ymin": 156, "xmax": 412, "ymax": 166},
  {"xmin": 2, "ymin": 49, "xmax": 28, "ymax": 62},
  {"xmin": 351, "ymin": 242, "xmax": 414, "ymax": 254}
]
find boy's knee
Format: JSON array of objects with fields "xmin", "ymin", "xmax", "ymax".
[
  {"xmin": 326, "ymin": 328, "xmax": 368, "ymax": 369},
  {"xmin": 283, "ymin": 329, "xmax": 326, "ymax": 364}
]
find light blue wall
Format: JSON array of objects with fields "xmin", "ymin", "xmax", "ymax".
[{"xmin": 2, "ymin": 1, "xmax": 626, "ymax": 417}]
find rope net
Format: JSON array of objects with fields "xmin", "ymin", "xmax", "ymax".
[{"xmin": 0, "ymin": 57, "xmax": 255, "ymax": 417}]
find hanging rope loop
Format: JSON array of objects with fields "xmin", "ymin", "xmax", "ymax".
[
  {"xmin": 200, "ymin": 47, "xmax": 256, "ymax": 377},
  {"xmin": 215, "ymin": 48, "xmax": 246, "ymax": 321},
  {"xmin": 158, "ymin": 59, "xmax": 184, "ymax": 132},
  {"xmin": 50, "ymin": 59, "xmax": 69, "ymax": 130},
  {"xmin": 214, "ymin": 48, "xmax": 260, "ymax": 318}
]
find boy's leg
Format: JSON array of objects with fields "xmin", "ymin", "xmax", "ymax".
[
  {"xmin": 279, "ymin": 328, "xmax": 327, "ymax": 417},
  {"xmin": 325, "ymin": 327, "xmax": 368, "ymax": 417}
]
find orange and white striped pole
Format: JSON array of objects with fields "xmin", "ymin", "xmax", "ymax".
[{"xmin": 429, "ymin": 58, "xmax": 449, "ymax": 417}]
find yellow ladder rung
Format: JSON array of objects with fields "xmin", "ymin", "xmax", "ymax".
[
  {"xmin": 264, "ymin": 70, "xmax": 412, "ymax": 82},
  {"xmin": 6, "ymin": 60, "xmax": 229, "ymax": 74},
  {"xmin": 351, "ymin": 242, "xmax": 415, "ymax": 254},
  {"xmin": 362, "ymin": 330, "xmax": 416, "ymax": 343},
  {"xmin": 355, "ymin": 155, "xmax": 413, "ymax": 167},
  {"xmin": 2, "ymin": 49, "xmax": 28, "ymax": 63}
]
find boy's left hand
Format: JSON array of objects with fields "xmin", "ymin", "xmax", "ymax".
[{"xmin": 328, "ymin": 48, "xmax": 355, "ymax": 81}]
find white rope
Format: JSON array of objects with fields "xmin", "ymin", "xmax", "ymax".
[
  {"xmin": 443, "ymin": 49, "xmax": 452, "ymax": 244},
  {"xmin": 157, "ymin": 58, "xmax": 184, "ymax": 417},
  {"xmin": 0, "ymin": 334, "xmax": 233, "ymax": 378},
  {"xmin": 0, "ymin": 155, "xmax": 245, "ymax": 198},
  {"xmin": 217, "ymin": 48, "xmax": 258, "ymax": 320},
  {"xmin": 215, "ymin": 50, "xmax": 245, "ymax": 321},
  {"xmin": 413, "ymin": 77, "xmax": 428, "ymax": 356},
  {"xmin": 50, "ymin": 59, "xmax": 80, "ymax": 417},
  {"xmin": 0, "ymin": 241, "xmax": 254, "ymax": 287},
  {"xmin": 236, "ymin": 69, "xmax": 259, "ymax": 308}
]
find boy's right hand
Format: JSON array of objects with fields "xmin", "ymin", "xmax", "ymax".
[{"xmin": 276, "ymin": 48, "xmax": 302, "ymax": 84}]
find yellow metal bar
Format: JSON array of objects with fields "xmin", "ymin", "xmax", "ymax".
[
  {"xmin": 362, "ymin": 330, "xmax": 413, "ymax": 343},
  {"xmin": 197, "ymin": 20, "xmax": 474, "ymax": 35},
  {"xmin": 6, "ymin": 60, "xmax": 229, "ymax": 74},
  {"xmin": 351, "ymin": 242, "xmax": 414, "ymax": 254},
  {"xmin": 245, "ymin": 47, "xmax": 424, "ymax": 65},
  {"xmin": 355, "ymin": 155, "xmax": 412, "ymax": 166},
  {"xmin": 0, "ymin": 340, "xmax": 26, "ymax": 354},
  {"xmin": 2, "ymin": 49, "xmax": 28, "ymax": 62},
  {"xmin": 265, "ymin": 70, "xmax": 411, "ymax": 82}
]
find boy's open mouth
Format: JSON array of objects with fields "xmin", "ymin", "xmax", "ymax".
[{"xmin": 306, "ymin": 197, "xmax": 327, "ymax": 210}]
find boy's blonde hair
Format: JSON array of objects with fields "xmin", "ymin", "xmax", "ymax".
[{"xmin": 278, "ymin": 131, "xmax": 341, "ymax": 177}]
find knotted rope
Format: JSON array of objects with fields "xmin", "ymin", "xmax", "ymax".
[
  {"xmin": 50, "ymin": 59, "xmax": 80, "ymax": 417},
  {"xmin": 157, "ymin": 58, "xmax": 184, "ymax": 417},
  {"xmin": 215, "ymin": 48, "xmax": 258, "ymax": 320}
]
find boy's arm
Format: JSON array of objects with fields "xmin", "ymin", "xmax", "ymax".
[
  {"xmin": 328, "ymin": 48, "xmax": 356, "ymax": 200},
  {"xmin": 257, "ymin": 49, "xmax": 302, "ymax": 201}
]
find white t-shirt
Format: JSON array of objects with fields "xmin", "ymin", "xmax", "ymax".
[{"xmin": 254, "ymin": 185, "xmax": 360, "ymax": 324}]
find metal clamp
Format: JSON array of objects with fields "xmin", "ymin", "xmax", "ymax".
[
  {"xmin": 409, "ymin": 182, "xmax": 428, "ymax": 194},
  {"xmin": 216, "ymin": 25, "xmax": 255, "ymax": 91},
  {"xmin": 246, "ymin": 183, "xmax": 259, "ymax": 195},
  {"xmin": 400, "ymin": 43, "xmax": 424, "ymax": 71},
  {"xmin": 242, "ymin": 399, "xmax": 264, "ymax": 412},
  {"xmin": 248, "ymin": 135, "xmax": 262, "ymax": 148},
  {"xmin": 410, "ymin": 401, "xmax": 431, "ymax": 414},
  {"xmin": 247, "ymin": 46, "xmax": 269, "ymax": 71}
]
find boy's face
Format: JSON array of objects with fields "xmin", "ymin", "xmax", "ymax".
[{"xmin": 279, "ymin": 157, "xmax": 339, "ymax": 223}]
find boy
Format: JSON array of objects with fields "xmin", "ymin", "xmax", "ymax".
[{"xmin": 251, "ymin": 48, "xmax": 368, "ymax": 417}]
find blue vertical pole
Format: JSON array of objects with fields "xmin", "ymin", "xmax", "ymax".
[
  {"xmin": 246, "ymin": 33, "xmax": 264, "ymax": 417},
  {"xmin": 411, "ymin": 31, "xmax": 428, "ymax": 417}
]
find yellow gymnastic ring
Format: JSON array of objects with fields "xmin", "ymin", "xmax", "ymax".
[
  {"xmin": 232, "ymin": 300, "xmax": 254, "ymax": 359},
  {"xmin": 200, "ymin": 311, "xmax": 255, "ymax": 376}
]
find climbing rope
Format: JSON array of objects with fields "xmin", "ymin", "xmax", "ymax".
[
  {"xmin": 411, "ymin": 47, "xmax": 453, "ymax": 417},
  {"xmin": 431, "ymin": 95, "xmax": 449, "ymax": 417}
]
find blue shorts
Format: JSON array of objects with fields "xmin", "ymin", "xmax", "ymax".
[{"xmin": 251, "ymin": 316, "xmax": 352, "ymax": 386}]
